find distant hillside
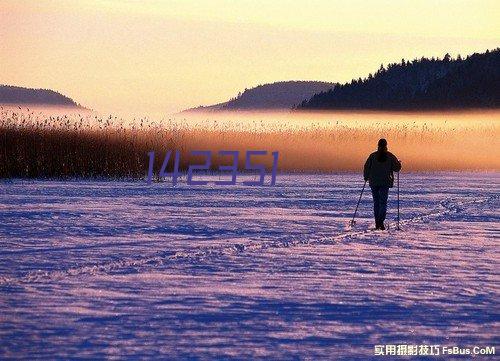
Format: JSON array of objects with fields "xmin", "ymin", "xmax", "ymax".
[
  {"xmin": 299, "ymin": 48, "xmax": 500, "ymax": 110},
  {"xmin": 184, "ymin": 81, "xmax": 335, "ymax": 112},
  {"xmin": 0, "ymin": 85, "xmax": 82, "ymax": 107}
]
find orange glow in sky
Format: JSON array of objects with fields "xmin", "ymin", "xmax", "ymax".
[{"xmin": 1, "ymin": 0, "xmax": 499, "ymax": 115}]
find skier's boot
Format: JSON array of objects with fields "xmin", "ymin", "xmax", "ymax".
[{"xmin": 379, "ymin": 222, "xmax": 386, "ymax": 231}]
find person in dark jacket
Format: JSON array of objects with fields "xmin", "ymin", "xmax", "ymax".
[{"xmin": 363, "ymin": 139, "xmax": 401, "ymax": 230}]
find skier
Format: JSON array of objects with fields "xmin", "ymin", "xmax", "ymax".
[{"xmin": 363, "ymin": 139, "xmax": 401, "ymax": 230}]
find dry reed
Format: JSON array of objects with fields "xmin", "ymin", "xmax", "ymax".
[{"xmin": 1, "ymin": 108, "xmax": 498, "ymax": 179}]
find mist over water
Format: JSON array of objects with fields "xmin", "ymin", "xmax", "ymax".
[
  {"xmin": 176, "ymin": 109, "xmax": 500, "ymax": 131},
  {"xmin": 165, "ymin": 110, "xmax": 500, "ymax": 172},
  {"xmin": 2, "ymin": 106, "xmax": 499, "ymax": 172}
]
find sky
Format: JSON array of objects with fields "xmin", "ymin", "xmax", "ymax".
[{"xmin": 1, "ymin": 0, "xmax": 499, "ymax": 115}]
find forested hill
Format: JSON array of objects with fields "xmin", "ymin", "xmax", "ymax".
[
  {"xmin": 299, "ymin": 48, "xmax": 500, "ymax": 110},
  {"xmin": 183, "ymin": 81, "xmax": 335, "ymax": 112},
  {"xmin": 0, "ymin": 85, "xmax": 82, "ymax": 107}
]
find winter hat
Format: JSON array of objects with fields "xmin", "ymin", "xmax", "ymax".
[{"xmin": 378, "ymin": 138, "xmax": 387, "ymax": 148}]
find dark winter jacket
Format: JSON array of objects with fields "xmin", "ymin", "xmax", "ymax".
[{"xmin": 363, "ymin": 151, "xmax": 401, "ymax": 188}]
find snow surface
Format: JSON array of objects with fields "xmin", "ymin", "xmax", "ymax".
[{"xmin": 0, "ymin": 173, "xmax": 498, "ymax": 359}]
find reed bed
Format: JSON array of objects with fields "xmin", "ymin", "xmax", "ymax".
[{"xmin": 1, "ymin": 108, "xmax": 499, "ymax": 179}]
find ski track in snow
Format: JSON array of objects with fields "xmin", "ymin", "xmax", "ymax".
[
  {"xmin": 0, "ymin": 192, "xmax": 496, "ymax": 286},
  {"xmin": 0, "ymin": 173, "xmax": 499, "ymax": 359}
]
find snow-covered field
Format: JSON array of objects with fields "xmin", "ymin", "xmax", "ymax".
[{"xmin": 0, "ymin": 173, "xmax": 498, "ymax": 359}]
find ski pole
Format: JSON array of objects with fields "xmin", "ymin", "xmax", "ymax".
[
  {"xmin": 350, "ymin": 180, "xmax": 367, "ymax": 227},
  {"xmin": 396, "ymin": 171, "xmax": 400, "ymax": 230}
]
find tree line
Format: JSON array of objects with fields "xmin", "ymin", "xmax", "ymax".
[{"xmin": 299, "ymin": 48, "xmax": 500, "ymax": 110}]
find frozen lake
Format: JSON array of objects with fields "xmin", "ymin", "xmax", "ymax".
[{"xmin": 0, "ymin": 173, "xmax": 498, "ymax": 359}]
